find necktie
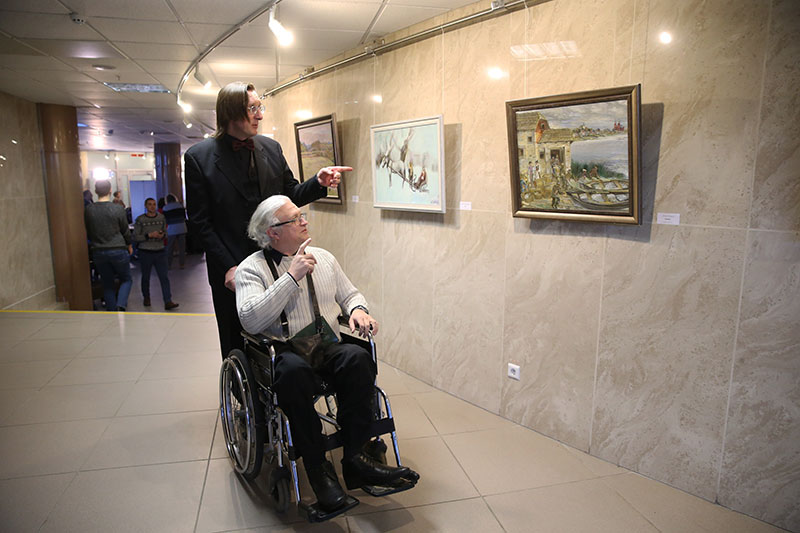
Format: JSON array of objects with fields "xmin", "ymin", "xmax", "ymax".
[{"xmin": 232, "ymin": 138, "xmax": 255, "ymax": 151}]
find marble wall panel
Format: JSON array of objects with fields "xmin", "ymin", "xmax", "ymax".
[
  {"xmin": 380, "ymin": 211, "xmax": 439, "ymax": 383},
  {"xmin": 342, "ymin": 202, "xmax": 384, "ymax": 319},
  {"xmin": 335, "ymin": 59, "xmax": 375, "ymax": 202},
  {"xmin": 641, "ymin": 0, "xmax": 768, "ymax": 228},
  {"xmin": 592, "ymin": 224, "xmax": 746, "ymax": 500},
  {"xmin": 432, "ymin": 209, "xmax": 506, "ymax": 413},
  {"xmin": 501, "ymin": 219, "xmax": 606, "ymax": 450},
  {"xmin": 718, "ymin": 230, "xmax": 800, "ymax": 532},
  {"xmin": 749, "ymin": 0, "xmax": 800, "ymax": 232},
  {"xmin": 443, "ymin": 13, "xmax": 525, "ymax": 213}
]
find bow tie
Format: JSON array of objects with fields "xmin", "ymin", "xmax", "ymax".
[{"xmin": 232, "ymin": 138, "xmax": 255, "ymax": 152}]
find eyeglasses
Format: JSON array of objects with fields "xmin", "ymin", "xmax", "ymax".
[
  {"xmin": 271, "ymin": 213, "xmax": 307, "ymax": 227},
  {"xmin": 247, "ymin": 104, "xmax": 265, "ymax": 115}
]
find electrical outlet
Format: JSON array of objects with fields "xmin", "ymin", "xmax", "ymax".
[{"xmin": 507, "ymin": 363, "xmax": 520, "ymax": 381}]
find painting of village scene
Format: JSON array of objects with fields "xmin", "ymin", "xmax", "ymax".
[
  {"xmin": 294, "ymin": 114, "xmax": 342, "ymax": 204},
  {"xmin": 370, "ymin": 115, "xmax": 445, "ymax": 213},
  {"xmin": 506, "ymin": 85, "xmax": 641, "ymax": 224}
]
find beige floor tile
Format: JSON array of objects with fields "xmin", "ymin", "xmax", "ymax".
[
  {"xmin": 40, "ymin": 461, "xmax": 206, "ymax": 533},
  {"xmin": 157, "ymin": 326, "xmax": 221, "ymax": 354},
  {"xmin": 3, "ymin": 382, "xmax": 135, "ymax": 425},
  {"xmin": 0, "ymin": 337, "xmax": 92, "ymax": 362},
  {"xmin": 140, "ymin": 350, "xmax": 222, "ymax": 380},
  {"xmin": 210, "ymin": 417, "xmax": 232, "ymax": 460},
  {"xmin": 195, "ymin": 458, "xmax": 305, "ymax": 532},
  {"xmin": 78, "ymin": 335, "xmax": 165, "ymax": 357},
  {"xmin": 414, "ymin": 390, "xmax": 513, "ymax": 435},
  {"xmin": 117, "ymin": 375, "xmax": 218, "ymax": 416},
  {"xmin": 0, "ymin": 316, "xmax": 52, "ymax": 340},
  {"xmin": 235, "ymin": 519, "xmax": 349, "ymax": 532},
  {"xmin": 385, "ymin": 394, "xmax": 438, "ymax": 439},
  {"xmin": 0, "ymin": 473, "xmax": 75, "ymax": 532},
  {"xmin": 377, "ymin": 362, "xmax": 435, "ymax": 396},
  {"xmin": 97, "ymin": 316, "xmax": 177, "ymax": 338},
  {"xmin": 349, "ymin": 436, "xmax": 479, "ymax": 515},
  {"xmin": 0, "ymin": 419, "xmax": 110, "ymax": 478},
  {"xmin": 561, "ymin": 443, "xmax": 628, "ymax": 477},
  {"xmin": 485, "ymin": 477, "xmax": 659, "ymax": 533},
  {"xmin": 443, "ymin": 425, "xmax": 597, "ymax": 495},
  {"xmin": 0, "ymin": 359, "xmax": 69, "ymax": 389},
  {"xmin": 34, "ymin": 317, "xmax": 118, "ymax": 339},
  {"xmin": 82, "ymin": 410, "xmax": 217, "ymax": 470},
  {"xmin": 602, "ymin": 472, "xmax": 785, "ymax": 533},
  {"xmin": 48, "ymin": 355, "xmax": 152, "ymax": 386},
  {"xmin": 0, "ymin": 388, "xmax": 33, "ymax": 424},
  {"xmin": 348, "ymin": 497, "xmax": 504, "ymax": 532}
]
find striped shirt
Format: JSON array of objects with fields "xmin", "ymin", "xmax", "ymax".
[{"xmin": 235, "ymin": 246, "xmax": 368, "ymax": 341}]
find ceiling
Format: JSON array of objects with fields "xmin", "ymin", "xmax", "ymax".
[{"xmin": 0, "ymin": 0, "xmax": 476, "ymax": 152}]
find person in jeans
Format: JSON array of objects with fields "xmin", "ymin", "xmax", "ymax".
[
  {"xmin": 162, "ymin": 193, "xmax": 187, "ymax": 269},
  {"xmin": 84, "ymin": 180, "xmax": 132, "ymax": 311},
  {"xmin": 134, "ymin": 198, "xmax": 179, "ymax": 310}
]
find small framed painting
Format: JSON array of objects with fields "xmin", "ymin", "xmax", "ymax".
[
  {"xmin": 294, "ymin": 113, "xmax": 343, "ymax": 204},
  {"xmin": 370, "ymin": 115, "xmax": 445, "ymax": 213},
  {"xmin": 506, "ymin": 85, "xmax": 642, "ymax": 224}
]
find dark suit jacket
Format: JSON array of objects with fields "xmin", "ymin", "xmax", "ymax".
[{"xmin": 184, "ymin": 135, "xmax": 326, "ymax": 282}]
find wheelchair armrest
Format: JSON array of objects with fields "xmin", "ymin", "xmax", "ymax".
[
  {"xmin": 240, "ymin": 330, "xmax": 281, "ymax": 349},
  {"xmin": 338, "ymin": 314, "xmax": 350, "ymax": 327}
]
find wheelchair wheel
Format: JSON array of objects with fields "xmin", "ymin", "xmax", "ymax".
[
  {"xmin": 268, "ymin": 465, "xmax": 291, "ymax": 513},
  {"xmin": 219, "ymin": 349, "xmax": 265, "ymax": 480}
]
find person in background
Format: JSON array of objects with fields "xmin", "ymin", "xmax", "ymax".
[
  {"xmin": 185, "ymin": 81, "xmax": 350, "ymax": 360},
  {"xmin": 134, "ymin": 197, "xmax": 179, "ymax": 310},
  {"xmin": 162, "ymin": 193, "xmax": 188, "ymax": 269},
  {"xmin": 84, "ymin": 179, "xmax": 132, "ymax": 311},
  {"xmin": 112, "ymin": 190, "xmax": 126, "ymax": 208},
  {"xmin": 83, "ymin": 189, "xmax": 94, "ymax": 207}
]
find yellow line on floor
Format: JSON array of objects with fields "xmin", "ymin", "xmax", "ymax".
[{"xmin": 0, "ymin": 309, "xmax": 215, "ymax": 317}]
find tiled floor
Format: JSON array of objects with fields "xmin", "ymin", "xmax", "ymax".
[{"xmin": 0, "ymin": 311, "xmax": 784, "ymax": 532}]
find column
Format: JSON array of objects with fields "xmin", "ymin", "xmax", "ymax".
[
  {"xmin": 154, "ymin": 142, "xmax": 183, "ymax": 202},
  {"xmin": 38, "ymin": 103, "xmax": 93, "ymax": 310}
]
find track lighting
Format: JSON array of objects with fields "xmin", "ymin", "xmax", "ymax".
[
  {"xmin": 269, "ymin": 7, "xmax": 293, "ymax": 47},
  {"xmin": 194, "ymin": 67, "xmax": 211, "ymax": 89},
  {"xmin": 183, "ymin": 117, "xmax": 193, "ymax": 129}
]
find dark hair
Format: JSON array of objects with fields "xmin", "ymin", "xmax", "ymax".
[
  {"xmin": 145, "ymin": 197, "xmax": 155, "ymax": 206},
  {"xmin": 166, "ymin": 193, "xmax": 178, "ymax": 203},
  {"xmin": 214, "ymin": 81, "xmax": 256, "ymax": 138},
  {"xmin": 158, "ymin": 197, "xmax": 165, "ymax": 209},
  {"xmin": 94, "ymin": 180, "xmax": 111, "ymax": 196}
]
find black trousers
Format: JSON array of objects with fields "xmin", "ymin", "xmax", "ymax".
[
  {"xmin": 210, "ymin": 280, "xmax": 244, "ymax": 360},
  {"xmin": 272, "ymin": 342, "xmax": 376, "ymax": 468}
]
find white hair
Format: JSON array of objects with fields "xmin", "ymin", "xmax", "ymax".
[{"xmin": 247, "ymin": 195, "xmax": 290, "ymax": 249}]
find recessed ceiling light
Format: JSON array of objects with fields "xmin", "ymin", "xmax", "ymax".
[
  {"xmin": 104, "ymin": 83, "xmax": 170, "ymax": 93},
  {"xmin": 92, "ymin": 64, "xmax": 115, "ymax": 71}
]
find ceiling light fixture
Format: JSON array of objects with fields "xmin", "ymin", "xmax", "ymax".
[
  {"xmin": 269, "ymin": 7, "xmax": 294, "ymax": 47},
  {"xmin": 194, "ymin": 67, "xmax": 212, "ymax": 89},
  {"xmin": 92, "ymin": 64, "xmax": 115, "ymax": 71},
  {"xmin": 183, "ymin": 117, "xmax": 193, "ymax": 129},
  {"xmin": 177, "ymin": 99, "xmax": 192, "ymax": 113}
]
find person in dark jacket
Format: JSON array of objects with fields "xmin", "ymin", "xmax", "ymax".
[{"xmin": 162, "ymin": 193, "xmax": 187, "ymax": 269}]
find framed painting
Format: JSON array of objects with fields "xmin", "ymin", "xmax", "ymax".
[
  {"xmin": 293, "ymin": 113, "xmax": 343, "ymax": 204},
  {"xmin": 370, "ymin": 115, "xmax": 445, "ymax": 213},
  {"xmin": 506, "ymin": 84, "xmax": 641, "ymax": 224}
]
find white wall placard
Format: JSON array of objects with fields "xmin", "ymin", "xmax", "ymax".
[
  {"xmin": 656, "ymin": 212, "xmax": 680, "ymax": 225},
  {"xmin": 460, "ymin": 201, "xmax": 472, "ymax": 210}
]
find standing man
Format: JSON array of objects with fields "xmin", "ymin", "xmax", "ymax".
[
  {"xmin": 84, "ymin": 179, "xmax": 133, "ymax": 311},
  {"xmin": 185, "ymin": 81, "xmax": 351, "ymax": 359},
  {"xmin": 134, "ymin": 198, "xmax": 179, "ymax": 310},
  {"xmin": 162, "ymin": 193, "xmax": 188, "ymax": 269}
]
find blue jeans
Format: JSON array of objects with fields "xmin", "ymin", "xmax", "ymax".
[
  {"xmin": 93, "ymin": 248, "xmax": 132, "ymax": 310},
  {"xmin": 139, "ymin": 249, "xmax": 172, "ymax": 303}
]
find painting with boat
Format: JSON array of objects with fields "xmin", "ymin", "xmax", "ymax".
[{"xmin": 506, "ymin": 85, "xmax": 641, "ymax": 224}]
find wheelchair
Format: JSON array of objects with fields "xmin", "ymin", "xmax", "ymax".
[{"xmin": 218, "ymin": 317, "xmax": 419, "ymax": 522}]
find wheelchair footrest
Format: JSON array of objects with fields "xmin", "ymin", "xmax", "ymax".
[
  {"xmin": 359, "ymin": 470, "xmax": 420, "ymax": 497},
  {"xmin": 298, "ymin": 495, "xmax": 359, "ymax": 523}
]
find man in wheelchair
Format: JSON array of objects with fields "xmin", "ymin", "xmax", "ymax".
[{"xmin": 234, "ymin": 195, "xmax": 414, "ymax": 513}]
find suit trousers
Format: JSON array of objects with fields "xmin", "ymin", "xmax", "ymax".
[
  {"xmin": 272, "ymin": 342, "xmax": 376, "ymax": 468},
  {"xmin": 210, "ymin": 280, "xmax": 244, "ymax": 359}
]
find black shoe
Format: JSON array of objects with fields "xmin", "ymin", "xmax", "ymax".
[
  {"xmin": 306, "ymin": 461, "xmax": 347, "ymax": 512},
  {"xmin": 164, "ymin": 301, "xmax": 179, "ymax": 310},
  {"xmin": 116, "ymin": 306, "xmax": 126, "ymax": 312},
  {"xmin": 143, "ymin": 298, "xmax": 151, "ymax": 307},
  {"xmin": 342, "ymin": 452, "xmax": 412, "ymax": 490}
]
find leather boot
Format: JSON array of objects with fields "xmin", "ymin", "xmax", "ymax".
[
  {"xmin": 305, "ymin": 460, "xmax": 347, "ymax": 512},
  {"xmin": 342, "ymin": 452, "xmax": 412, "ymax": 489}
]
